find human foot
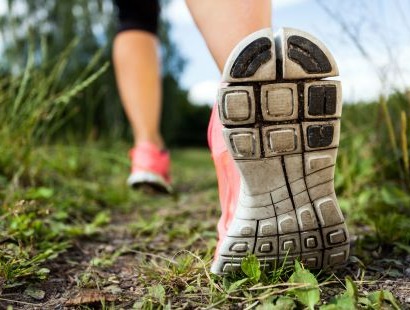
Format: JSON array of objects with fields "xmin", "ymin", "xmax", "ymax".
[{"xmin": 211, "ymin": 27, "xmax": 349, "ymax": 274}]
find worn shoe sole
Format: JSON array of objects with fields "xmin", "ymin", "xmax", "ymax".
[{"xmin": 211, "ymin": 28, "xmax": 349, "ymax": 275}]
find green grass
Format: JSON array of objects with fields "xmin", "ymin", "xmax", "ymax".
[
  {"xmin": 337, "ymin": 94, "xmax": 410, "ymax": 247},
  {"xmin": 1, "ymin": 49, "xmax": 409, "ymax": 308},
  {"xmin": 0, "ymin": 143, "xmax": 406, "ymax": 308}
]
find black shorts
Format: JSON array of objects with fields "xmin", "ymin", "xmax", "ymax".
[{"xmin": 114, "ymin": 0, "xmax": 160, "ymax": 35}]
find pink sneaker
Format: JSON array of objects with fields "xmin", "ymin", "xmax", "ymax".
[
  {"xmin": 209, "ymin": 28, "xmax": 349, "ymax": 274},
  {"xmin": 127, "ymin": 142, "xmax": 172, "ymax": 193}
]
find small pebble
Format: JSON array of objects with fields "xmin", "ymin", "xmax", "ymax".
[
  {"xmin": 385, "ymin": 280, "xmax": 393, "ymax": 285},
  {"xmin": 406, "ymin": 296, "xmax": 410, "ymax": 304},
  {"xmin": 105, "ymin": 245, "xmax": 115, "ymax": 253},
  {"xmin": 404, "ymin": 267, "xmax": 410, "ymax": 277},
  {"xmin": 406, "ymin": 255, "xmax": 410, "ymax": 264}
]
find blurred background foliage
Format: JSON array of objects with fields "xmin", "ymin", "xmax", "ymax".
[{"xmin": 0, "ymin": 0, "xmax": 211, "ymax": 146}]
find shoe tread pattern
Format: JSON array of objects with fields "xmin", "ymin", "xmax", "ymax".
[{"xmin": 212, "ymin": 27, "xmax": 349, "ymax": 275}]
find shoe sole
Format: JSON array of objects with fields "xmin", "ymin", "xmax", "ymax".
[
  {"xmin": 127, "ymin": 171, "xmax": 173, "ymax": 194},
  {"xmin": 211, "ymin": 28, "xmax": 349, "ymax": 275}
]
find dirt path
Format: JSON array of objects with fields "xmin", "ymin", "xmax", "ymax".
[
  {"xmin": 1, "ymin": 145, "xmax": 409, "ymax": 310},
  {"xmin": 0, "ymin": 188, "xmax": 220, "ymax": 308},
  {"xmin": 1, "ymin": 188, "xmax": 409, "ymax": 309}
]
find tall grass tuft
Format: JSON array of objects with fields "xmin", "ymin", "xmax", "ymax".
[
  {"xmin": 0, "ymin": 40, "xmax": 108, "ymax": 185},
  {"xmin": 401, "ymin": 110, "xmax": 409, "ymax": 177},
  {"xmin": 338, "ymin": 94, "xmax": 410, "ymax": 246},
  {"xmin": 0, "ymin": 40, "xmax": 110, "ymax": 283}
]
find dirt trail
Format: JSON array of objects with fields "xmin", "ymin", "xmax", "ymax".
[{"xmin": 1, "ymin": 192, "xmax": 409, "ymax": 309}]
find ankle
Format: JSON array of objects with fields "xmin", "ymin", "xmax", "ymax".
[{"xmin": 135, "ymin": 136, "xmax": 165, "ymax": 150}]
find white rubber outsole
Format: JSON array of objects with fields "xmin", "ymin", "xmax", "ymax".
[
  {"xmin": 211, "ymin": 28, "xmax": 349, "ymax": 275},
  {"xmin": 127, "ymin": 171, "xmax": 173, "ymax": 194}
]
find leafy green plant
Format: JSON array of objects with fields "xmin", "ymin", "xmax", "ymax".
[
  {"xmin": 320, "ymin": 276, "xmax": 357, "ymax": 309},
  {"xmin": 287, "ymin": 261, "xmax": 320, "ymax": 310},
  {"xmin": 365, "ymin": 290, "xmax": 401, "ymax": 310},
  {"xmin": 241, "ymin": 255, "xmax": 262, "ymax": 284},
  {"xmin": 256, "ymin": 296, "xmax": 296, "ymax": 310}
]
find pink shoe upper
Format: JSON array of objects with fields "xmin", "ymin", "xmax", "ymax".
[
  {"xmin": 129, "ymin": 142, "xmax": 171, "ymax": 182},
  {"xmin": 208, "ymin": 103, "xmax": 241, "ymax": 257}
]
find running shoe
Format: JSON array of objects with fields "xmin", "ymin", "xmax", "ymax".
[
  {"xmin": 127, "ymin": 142, "xmax": 172, "ymax": 193},
  {"xmin": 209, "ymin": 27, "xmax": 349, "ymax": 274}
]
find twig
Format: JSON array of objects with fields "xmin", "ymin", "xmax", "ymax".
[
  {"xmin": 127, "ymin": 249, "xmax": 178, "ymax": 265},
  {"xmin": 248, "ymin": 282, "xmax": 310, "ymax": 291},
  {"xmin": 173, "ymin": 250, "xmax": 224, "ymax": 294},
  {"xmin": 244, "ymin": 300, "xmax": 259, "ymax": 310},
  {"xmin": 204, "ymin": 297, "xmax": 227, "ymax": 310},
  {"xmin": 0, "ymin": 297, "xmax": 38, "ymax": 306}
]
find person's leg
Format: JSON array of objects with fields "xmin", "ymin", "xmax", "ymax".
[
  {"xmin": 186, "ymin": 0, "xmax": 272, "ymax": 72},
  {"xmin": 113, "ymin": 0, "xmax": 163, "ymax": 148},
  {"xmin": 113, "ymin": 0, "xmax": 171, "ymax": 192},
  {"xmin": 113, "ymin": 33, "xmax": 163, "ymax": 148}
]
